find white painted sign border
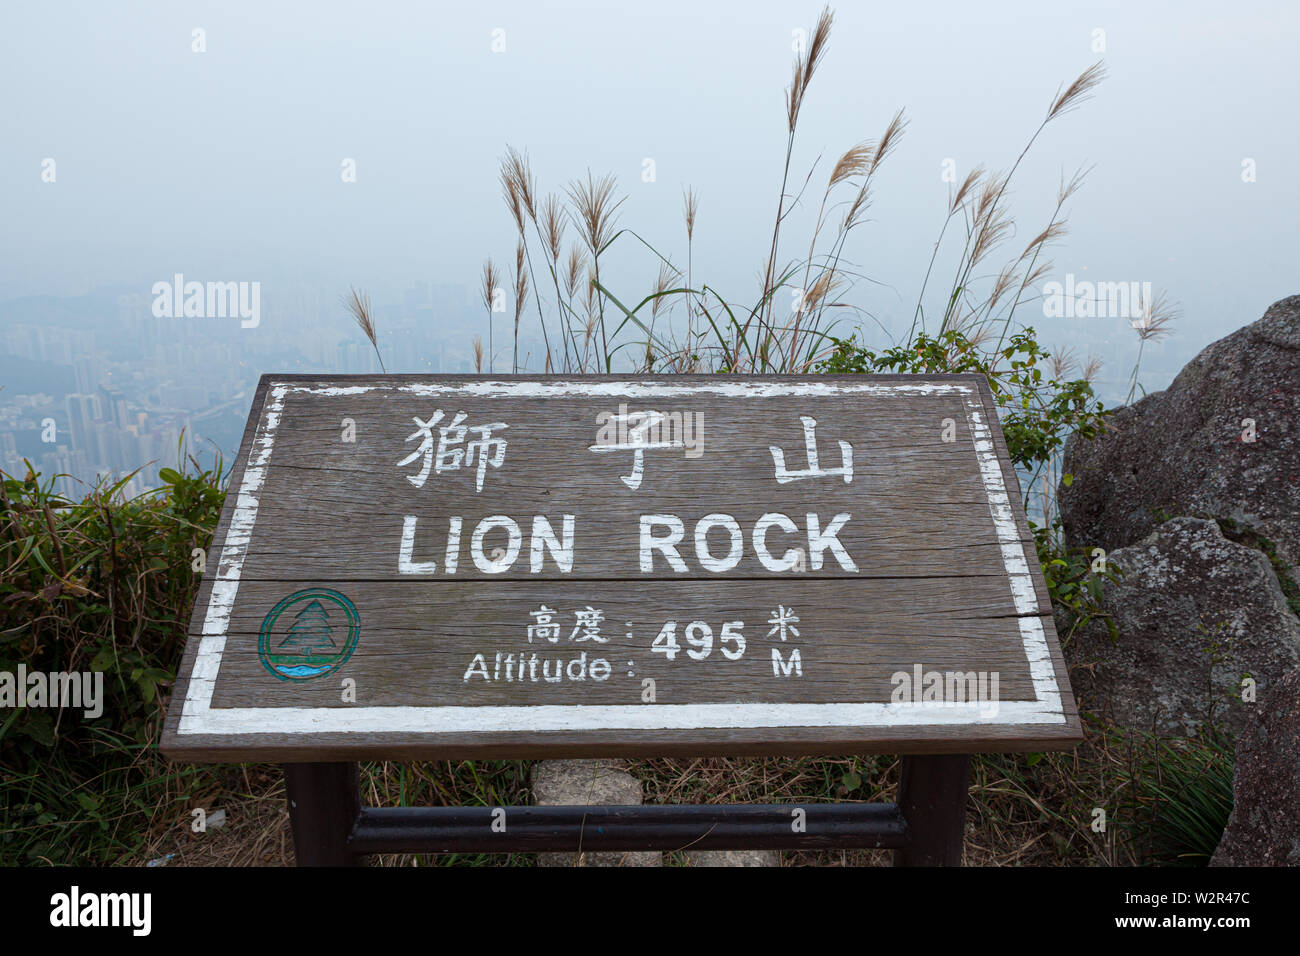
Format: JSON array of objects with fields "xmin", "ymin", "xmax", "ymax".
[{"xmin": 178, "ymin": 380, "xmax": 1064, "ymax": 736}]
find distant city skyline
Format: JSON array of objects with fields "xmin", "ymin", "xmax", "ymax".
[
  {"xmin": 2, "ymin": 1, "xmax": 1294, "ymax": 494},
  {"xmin": 0, "ymin": 269, "xmax": 1191, "ymax": 499},
  {"xmin": 0, "ymin": 280, "xmax": 515, "ymax": 497}
]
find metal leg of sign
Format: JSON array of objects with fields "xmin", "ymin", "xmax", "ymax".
[
  {"xmin": 283, "ymin": 762, "xmax": 363, "ymax": 866},
  {"xmin": 892, "ymin": 754, "xmax": 971, "ymax": 867}
]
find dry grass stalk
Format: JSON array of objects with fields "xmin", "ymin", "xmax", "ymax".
[
  {"xmin": 583, "ymin": 275, "xmax": 599, "ymax": 335},
  {"xmin": 476, "ymin": 19, "xmax": 1107, "ymax": 386},
  {"xmin": 1126, "ymin": 289, "xmax": 1179, "ymax": 402},
  {"xmin": 512, "ymin": 241, "xmax": 528, "ymax": 372},
  {"xmin": 481, "ymin": 259, "xmax": 500, "ymax": 373},
  {"xmin": 501, "ymin": 168, "xmax": 524, "ymax": 235},
  {"xmin": 987, "ymin": 264, "xmax": 1019, "ymax": 314},
  {"xmin": 567, "ymin": 171, "xmax": 625, "ymax": 367},
  {"xmin": 786, "ymin": 6, "xmax": 833, "ymax": 133},
  {"xmin": 501, "ymin": 145, "xmax": 537, "ymax": 222},
  {"xmin": 1050, "ymin": 345, "xmax": 1078, "ymax": 379},
  {"xmin": 564, "ymin": 245, "xmax": 585, "ymax": 299},
  {"xmin": 342, "ymin": 286, "xmax": 385, "ymax": 373},
  {"xmin": 481, "ymin": 259, "xmax": 499, "ymax": 312},
  {"xmin": 805, "ymin": 108, "xmax": 908, "ymax": 345},
  {"xmin": 541, "ymin": 194, "xmax": 565, "ymax": 261},
  {"xmin": 1024, "ymin": 260, "xmax": 1054, "ymax": 288},
  {"xmin": 964, "ymin": 322, "xmax": 994, "ymax": 351},
  {"xmin": 828, "ymin": 141, "xmax": 874, "ymax": 190},
  {"xmin": 759, "ymin": 5, "xmax": 834, "ymax": 341},
  {"xmin": 1058, "ymin": 164, "xmax": 1092, "ymax": 205},
  {"xmin": 980, "ymin": 162, "xmax": 1093, "ymax": 352},
  {"xmin": 648, "ymin": 262, "xmax": 675, "ymax": 371},
  {"xmin": 1048, "ymin": 61, "xmax": 1106, "ymax": 120},
  {"xmin": 969, "ymin": 205, "xmax": 1013, "ymax": 268},
  {"xmin": 1021, "ymin": 221, "xmax": 1069, "ymax": 262},
  {"xmin": 683, "ymin": 187, "xmax": 699, "ymax": 339},
  {"xmin": 932, "ymin": 63, "xmax": 1103, "ymax": 343},
  {"xmin": 499, "ymin": 147, "xmax": 562, "ymax": 371},
  {"xmin": 650, "ymin": 261, "xmax": 678, "ymax": 322},
  {"xmin": 801, "ymin": 268, "xmax": 840, "ymax": 315},
  {"xmin": 682, "ymin": 187, "xmax": 698, "ymax": 241},
  {"xmin": 870, "ymin": 109, "xmax": 906, "ymax": 174},
  {"xmin": 567, "ymin": 171, "xmax": 624, "ymax": 258},
  {"xmin": 950, "ymin": 165, "xmax": 983, "ymax": 213},
  {"xmin": 1132, "ymin": 289, "xmax": 1178, "ymax": 341}
]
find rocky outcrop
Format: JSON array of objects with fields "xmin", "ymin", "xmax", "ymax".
[
  {"xmin": 1211, "ymin": 668, "xmax": 1300, "ymax": 866},
  {"xmin": 1058, "ymin": 296, "xmax": 1300, "ymax": 738},
  {"xmin": 1067, "ymin": 518, "xmax": 1300, "ymax": 737},
  {"xmin": 1059, "ymin": 296, "xmax": 1300, "ymax": 867},
  {"xmin": 1060, "ymin": 295, "xmax": 1300, "ymax": 591}
]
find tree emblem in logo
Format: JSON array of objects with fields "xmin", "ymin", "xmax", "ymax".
[{"xmin": 258, "ymin": 588, "xmax": 360, "ymax": 681}]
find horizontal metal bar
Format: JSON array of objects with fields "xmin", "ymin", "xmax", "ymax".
[{"xmin": 347, "ymin": 803, "xmax": 909, "ymax": 854}]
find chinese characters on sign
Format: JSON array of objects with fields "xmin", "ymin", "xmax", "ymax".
[
  {"xmin": 525, "ymin": 605, "xmax": 608, "ymax": 644},
  {"xmin": 396, "ymin": 410, "xmax": 840, "ymax": 692},
  {"xmin": 588, "ymin": 409, "xmax": 686, "ymax": 489},
  {"xmin": 460, "ymin": 604, "xmax": 806, "ymax": 684},
  {"xmin": 395, "ymin": 411, "xmax": 858, "ymax": 576},
  {"xmin": 397, "ymin": 410, "xmax": 508, "ymax": 492},
  {"xmin": 770, "ymin": 416, "xmax": 853, "ymax": 484}
]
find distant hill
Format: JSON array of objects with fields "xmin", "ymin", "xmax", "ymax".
[{"xmin": 0, "ymin": 287, "xmax": 138, "ymax": 331}]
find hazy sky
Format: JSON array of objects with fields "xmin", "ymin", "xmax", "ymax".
[{"xmin": 3, "ymin": 1, "xmax": 1296, "ymax": 365}]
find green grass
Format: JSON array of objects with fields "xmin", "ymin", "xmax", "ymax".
[
  {"xmin": 1, "ymin": 444, "xmax": 1236, "ymax": 867},
  {"xmin": 1, "ymin": 452, "xmax": 227, "ymax": 865},
  {"xmin": 1114, "ymin": 729, "xmax": 1235, "ymax": 866}
]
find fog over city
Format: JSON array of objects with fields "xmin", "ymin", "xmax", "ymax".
[{"xmin": 2, "ymin": 1, "xmax": 1295, "ymax": 497}]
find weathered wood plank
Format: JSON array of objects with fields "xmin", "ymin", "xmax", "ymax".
[
  {"xmin": 972, "ymin": 376, "xmax": 1075, "ymax": 727},
  {"xmin": 235, "ymin": 386, "xmax": 1027, "ymax": 580},
  {"xmin": 163, "ymin": 715, "xmax": 1078, "ymax": 763},
  {"xmin": 161, "ymin": 373, "xmax": 1081, "ymax": 762},
  {"xmin": 194, "ymin": 578, "xmax": 1041, "ymax": 708}
]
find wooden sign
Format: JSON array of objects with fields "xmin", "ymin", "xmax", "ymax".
[{"xmin": 161, "ymin": 374, "xmax": 1081, "ymax": 762}]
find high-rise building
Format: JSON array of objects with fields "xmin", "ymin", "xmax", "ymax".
[
  {"xmin": 64, "ymin": 393, "xmax": 103, "ymax": 450},
  {"xmin": 74, "ymin": 356, "xmax": 101, "ymax": 395}
]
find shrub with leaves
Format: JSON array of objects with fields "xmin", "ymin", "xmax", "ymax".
[
  {"xmin": 0, "ymin": 452, "xmax": 226, "ymax": 863},
  {"xmin": 817, "ymin": 326, "xmax": 1116, "ymax": 639}
]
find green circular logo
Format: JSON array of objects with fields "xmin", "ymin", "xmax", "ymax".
[{"xmin": 258, "ymin": 588, "xmax": 360, "ymax": 682}]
